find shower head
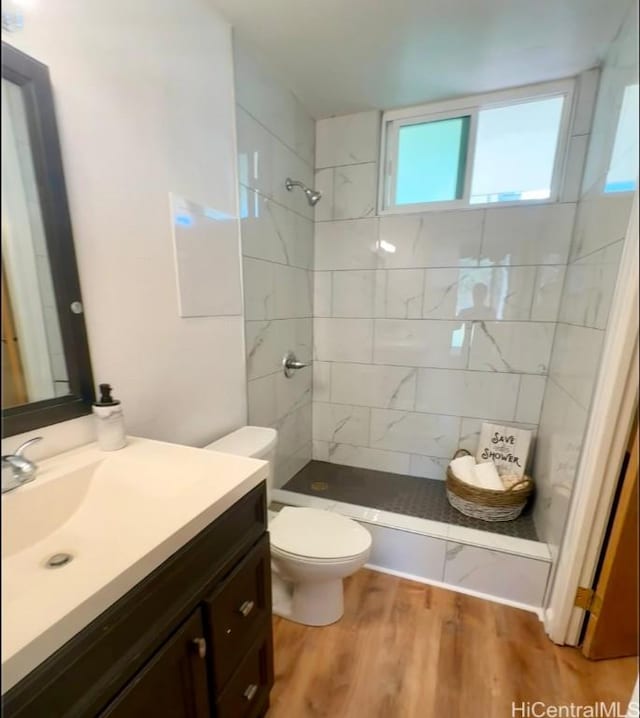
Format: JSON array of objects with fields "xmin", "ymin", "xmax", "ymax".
[{"xmin": 285, "ymin": 178, "xmax": 322, "ymax": 206}]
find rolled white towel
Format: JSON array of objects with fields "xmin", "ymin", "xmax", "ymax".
[
  {"xmin": 502, "ymin": 473, "xmax": 526, "ymax": 491},
  {"xmin": 474, "ymin": 461, "xmax": 505, "ymax": 491},
  {"xmin": 450, "ymin": 455, "xmax": 479, "ymax": 487}
]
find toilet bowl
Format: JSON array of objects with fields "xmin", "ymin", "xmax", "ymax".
[
  {"xmin": 205, "ymin": 427, "xmax": 372, "ymax": 626},
  {"xmin": 269, "ymin": 506, "xmax": 371, "ymax": 625}
]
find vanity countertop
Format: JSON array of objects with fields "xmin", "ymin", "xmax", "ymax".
[{"xmin": 1, "ymin": 436, "xmax": 268, "ymax": 693}]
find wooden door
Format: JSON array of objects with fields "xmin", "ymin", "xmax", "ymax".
[
  {"xmin": 1, "ymin": 266, "xmax": 28, "ymax": 407},
  {"xmin": 582, "ymin": 418, "xmax": 638, "ymax": 659},
  {"xmin": 99, "ymin": 608, "xmax": 211, "ymax": 718}
]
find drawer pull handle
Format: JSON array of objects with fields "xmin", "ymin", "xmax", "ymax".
[
  {"xmin": 243, "ymin": 684, "xmax": 258, "ymax": 702},
  {"xmin": 191, "ymin": 637, "xmax": 207, "ymax": 659},
  {"xmin": 238, "ymin": 600, "xmax": 255, "ymax": 617}
]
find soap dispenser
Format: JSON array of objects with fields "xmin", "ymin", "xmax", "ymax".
[{"xmin": 92, "ymin": 383, "xmax": 127, "ymax": 451}]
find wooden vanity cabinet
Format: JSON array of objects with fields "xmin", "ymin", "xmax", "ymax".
[
  {"xmin": 2, "ymin": 483, "xmax": 274, "ymax": 718},
  {"xmin": 99, "ymin": 608, "xmax": 211, "ymax": 718}
]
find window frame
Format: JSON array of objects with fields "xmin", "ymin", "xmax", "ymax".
[{"xmin": 378, "ymin": 78, "xmax": 576, "ymax": 215}]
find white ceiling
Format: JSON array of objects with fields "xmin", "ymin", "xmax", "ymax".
[{"xmin": 211, "ymin": 0, "xmax": 632, "ymax": 119}]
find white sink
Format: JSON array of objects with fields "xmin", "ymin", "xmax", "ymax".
[
  {"xmin": 1, "ymin": 436, "xmax": 268, "ymax": 693},
  {"xmin": 2, "ymin": 462, "xmax": 97, "ymax": 559}
]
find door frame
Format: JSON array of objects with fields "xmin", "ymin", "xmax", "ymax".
[
  {"xmin": 544, "ymin": 190, "xmax": 639, "ymax": 645},
  {"xmin": 581, "ymin": 419, "xmax": 638, "ymax": 658}
]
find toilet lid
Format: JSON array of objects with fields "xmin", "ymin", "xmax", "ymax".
[{"xmin": 269, "ymin": 507, "xmax": 371, "ymax": 560}]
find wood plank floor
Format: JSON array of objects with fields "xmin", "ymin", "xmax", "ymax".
[{"xmin": 267, "ymin": 569, "xmax": 638, "ymax": 718}]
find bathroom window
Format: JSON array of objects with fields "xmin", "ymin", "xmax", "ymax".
[
  {"xmin": 604, "ymin": 83, "xmax": 639, "ymax": 194},
  {"xmin": 395, "ymin": 115, "xmax": 470, "ymax": 204},
  {"xmin": 379, "ymin": 79, "xmax": 574, "ymax": 213}
]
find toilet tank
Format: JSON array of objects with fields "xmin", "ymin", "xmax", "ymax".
[{"xmin": 204, "ymin": 427, "xmax": 277, "ymax": 501}]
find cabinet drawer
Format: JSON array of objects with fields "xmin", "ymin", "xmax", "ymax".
[
  {"xmin": 216, "ymin": 631, "xmax": 273, "ymax": 718},
  {"xmin": 205, "ymin": 533, "xmax": 271, "ymax": 690},
  {"xmin": 99, "ymin": 608, "xmax": 210, "ymax": 718}
]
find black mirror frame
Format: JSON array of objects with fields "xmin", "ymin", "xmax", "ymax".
[{"xmin": 2, "ymin": 42, "xmax": 95, "ymax": 437}]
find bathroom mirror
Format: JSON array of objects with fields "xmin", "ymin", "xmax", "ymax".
[{"xmin": 1, "ymin": 42, "xmax": 94, "ymax": 437}]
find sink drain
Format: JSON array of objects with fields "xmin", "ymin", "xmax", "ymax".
[{"xmin": 45, "ymin": 553, "xmax": 73, "ymax": 568}]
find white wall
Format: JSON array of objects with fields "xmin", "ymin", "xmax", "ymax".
[
  {"xmin": 233, "ymin": 39, "xmax": 316, "ymax": 487},
  {"xmin": 310, "ymin": 88, "xmax": 594, "ymax": 480},
  {"xmin": 533, "ymin": 1, "xmax": 638, "ymax": 567},
  {"xmin": 1, "ymin": 0, "xmax": 246, "ymax": 456}
]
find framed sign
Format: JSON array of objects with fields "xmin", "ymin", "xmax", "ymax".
[{"xmin": 475, "ymin": 423, "xmax": 532, "ymax": 478}]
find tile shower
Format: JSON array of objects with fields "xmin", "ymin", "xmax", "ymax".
[
  {"xmin": 308, "ymin": 67, "xmax": 614, "ymax": 480},
  {"xmin": 234, "ymin": 39, "xmax": 315, "ymax": 487},
  {"xmin": 234, "ymin": 1, "xmax": 637, "ymax": 607}
]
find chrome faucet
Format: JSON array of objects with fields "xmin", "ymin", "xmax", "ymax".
[{"xmin": 2, "ymin": 437, "xmax": 43, "ymax": 494}]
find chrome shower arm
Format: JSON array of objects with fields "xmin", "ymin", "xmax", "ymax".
[
  {"xmin": 284, "ymin": 177, "xmax": 322, "ymax": 206},
  {"xmin": 285, "ymin": 178, "xmax": 304, "ymax": 191}
]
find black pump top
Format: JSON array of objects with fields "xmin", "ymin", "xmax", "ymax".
[{"xmin": 95, "ymin": 383, "xmax": 120, "ymax": 406}]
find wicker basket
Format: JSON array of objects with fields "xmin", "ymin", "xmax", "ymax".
[{"xmin": 446, "ymin": 449, "xmax": 534, "ymax": 522}]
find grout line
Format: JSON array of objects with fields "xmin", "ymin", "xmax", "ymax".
[
  {"xmin": 236, "ymin": 104, "xmax": 314, "ymax": 171},
  {"xmin": 464, "ymin": 320, "xmax": 472, "ymax": 370},
  {"xmin": 478, "ymin": 208, "xmax": 488, "ymax": 259},
  {"xmin": 545, "ymin": 374, "xmax": 591, "ymax": 413},
  {"xmin": 557, "ymin": 319, "xmax": 609, "ymax": 331},
  {"xmin": 242, "ymin": 252, "xmax": 313, "ymax": 272},
  {"xmin": 308, "ymin": 316, "xmax": 559, "ymax": 324},
  {"xmin": 245, "ymin": 317, "xmax": 314, "ymax": 323},
  {"xmin": 570, "ymin": 235, "xmax": 626, "ymax": 265},
  {"xmin": 513, "ymin": 375, "xmax": 524, "ymax": 423},
  {"xmin": 314, "ymin": 263, "xmax": 571, "ymax": 271},
  {"xmin": 306, "ymin": 356, "xmax": 550, "ymax": 376},
  {"xmin": 529, "ymin": 265, "xmax": 539, "ymax": 321},
  {"xmin": 383, "ymin": 269, "xmax": 390, "ymax": 319},
  {"xmin": 240, "ymin": 182, "xmax": 314, "ymax": 223},
  {"xmin": 316, "ymin": 160, "xmax": 378, "ymax": 171},
  {"xmin": 419, "ymin": 268, "xmax": 427, "ymax": 321},
  {"xmin": 297, "ymin": 313, "xmax": 561, "ymax": 324},
  {"xmin": 310, "ymin": 398, "xmax": 539, "ymax": 428},
  {"xmin": 246, "ymin": 315, "xmax": 314, "ymax": 322}
]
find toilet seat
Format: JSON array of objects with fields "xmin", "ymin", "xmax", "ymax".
[
  {"xmin": 269, "ymin": 507, "xmax": 371, "ymax": 561},
  {"xmin": 270, "ymin": 544, "xmax": 368, "ymax": 565}
]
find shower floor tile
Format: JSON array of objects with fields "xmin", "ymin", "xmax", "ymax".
[{"xmin": 282, "ymin": 461, "xmax": 538, "ymax": 541}]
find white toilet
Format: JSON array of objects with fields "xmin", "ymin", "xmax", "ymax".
[{"xmin": 206, "ymin": 426, "xmax": 372, "ymax": 626}]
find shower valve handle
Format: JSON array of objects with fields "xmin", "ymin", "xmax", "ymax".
[{"xmin": 283, "ymin": 351, "xmax": 309, "ymax": 378}]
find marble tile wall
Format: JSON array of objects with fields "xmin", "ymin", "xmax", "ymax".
[
  {"xmin": 311, "ymin": 109, "xmax": 587, "ymax": 480},
  {"xmin": 234, "ymin": 39, "xmax": 316, "ymax": 487},
  {"xmin": 533, "ymin": 4, "xmax": 637, "ymax": 575}
]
